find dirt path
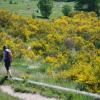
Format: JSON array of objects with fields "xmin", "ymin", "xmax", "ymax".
[{"xmin": 0, "ymin": 85, "xmax": 58, "ymax": 100}]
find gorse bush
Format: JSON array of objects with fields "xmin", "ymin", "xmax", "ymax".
[{"xmin": 0, "ymin": 10, "xmax": 100, "ymax": 93}]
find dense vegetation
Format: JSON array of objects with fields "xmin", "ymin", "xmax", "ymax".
[
  {"xmin": 0, "ymin": 10, "xmax": 100, "ymax": 94},
  {"xmin": 75, "ymin": 0, "xmax": 100, "ymax": 16}
]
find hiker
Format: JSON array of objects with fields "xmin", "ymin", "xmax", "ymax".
[{"xmin": 3, "ymin": 46, "xmax": 12, "ymax": 78}]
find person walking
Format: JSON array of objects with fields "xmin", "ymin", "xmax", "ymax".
[{"xmin": 3, "ymin": 46, "xmax": 12, "ymax": 78}]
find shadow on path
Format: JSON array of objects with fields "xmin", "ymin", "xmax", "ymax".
[{"xmin": 0, "ymin": 76, "xmax": 7, "ymax": 85}]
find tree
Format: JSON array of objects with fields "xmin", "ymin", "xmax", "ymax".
[
  {"xmin": 75, "ymin": 0, "xmax": 100, "ymax": 15},
  {"xmin": 9, "ymin": 0, "xmax": 13, "ymax": 4},
  {"xmin": 62, "ymin": 4, "xmax": 72, "ymax": 16},
  {"xmin": 37, "ymin": 0, "xmax": 53, "ymax": 18},
  {"xmin": 9, "ymin": 0, "xmax": 18, "ymax": 4}
]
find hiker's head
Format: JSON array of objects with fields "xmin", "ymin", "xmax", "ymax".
[{"xmin": 3, "ymin": 46, "xmax": 8, "ymax": 50}]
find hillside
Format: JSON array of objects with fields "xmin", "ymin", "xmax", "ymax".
[{"xmin": 0, "ymin": 9, "xmax": 100, "ymax": 95}]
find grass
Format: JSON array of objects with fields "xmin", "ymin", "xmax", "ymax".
[
  {"xmin": 10, "ymin": 59, "xmax": 77, "ymax": 87},
  {"xmin": 0, "ymin": 0, "xmax": 75, "ymax": 19},
  {"xmin": 0, "ymin": 90, "xmax": 19, "ymax": 100}
]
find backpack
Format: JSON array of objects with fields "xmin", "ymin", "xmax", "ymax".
[{"xmin": 6, "ymin": 50, "xmax": 12, "ymax": 62}]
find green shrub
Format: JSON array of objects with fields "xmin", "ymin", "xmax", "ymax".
[
  {"xmin": 32, "ymin": 12, "xmax": 36, "ymax": 18},
  {"xmin": 37, "ymin": 0, "xmax": 53, "ymax": 18},
  {"xmin": 9, "ymin": 0, "xmax": 13, "ymax": 4},
  {"xmin": 75, "ymin": 0, "xmax": 100, "ymax": 16},
  {"xmin": 94, "ymin": 40, "xmax": 100, "ymax": 49},
  {"xmin": 62, "ymin": 4, "xmax": 72, "ymax": 16}
]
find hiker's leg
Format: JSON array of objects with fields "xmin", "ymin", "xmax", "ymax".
[
  {"xmin": 5, "ymin": 62, "xmax": 9, "ymax": 78},
  {"xmin": 8, "ymin": 69, "xmax": 12, "ymax": 78},
  {"xmin": 9, "ymin": 62, "xmax": 12, "ymax": 78},
  {"xmin": 5, "ymin": 61, "xmax": 12, "ymax": 78},
  {"xmin": 8, "ymin": 62, "xmax": 12, "ymax": 78},
  {"xmin": 7, "ymin": 70, "xmax": 9, "ymax": 77}
]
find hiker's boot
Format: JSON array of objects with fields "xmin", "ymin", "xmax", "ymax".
[{"xmin": 5, "ymin": 76, "xmax": 8, "ymax": 79}]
